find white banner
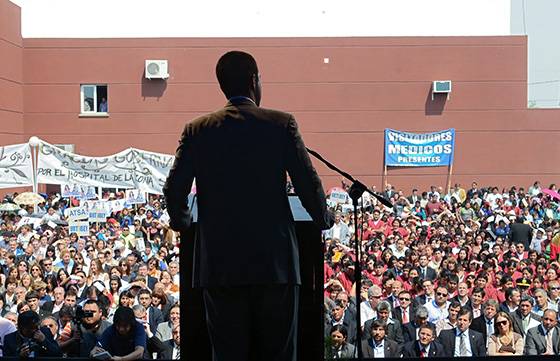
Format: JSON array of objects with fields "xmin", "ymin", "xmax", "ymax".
[
  {"xmin": 0, "ymin": 143, "xmax": 34, "ymax": 189},
  {"xmin": 36, "ymin": 140, "xmax": 174, "ymax": 194},
  {"xmin": 61, "ymin": 183, "xmax": 98, "ymax": 199},
  {"xmin": 64, "ymin": 207, "xmax": 89, "ymax": 222},
  {"xmin": 125, "ymin": 189, "xmax": 146, "ymax": 205}
]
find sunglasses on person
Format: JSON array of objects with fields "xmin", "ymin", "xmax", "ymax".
[
  {"xmin": 436, "ymin": 292, "xmax": 448, "ymax": 297},
  {"xmin": 496, "ymin": 320, "xmax": 508, "ymax": 326},
  {"xmin": 399, "ymin": 297, "xmax": 411, "ymax": 301}
]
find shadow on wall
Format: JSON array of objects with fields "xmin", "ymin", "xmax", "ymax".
[
  {"xmin": 425, "ymin": 85, "xmax": 447, "ymax": 116},
  {"xmin": 141, "ymin": 73, "xmax": 168, "ymax": 99}
]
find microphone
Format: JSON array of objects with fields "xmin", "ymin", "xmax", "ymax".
[{"xmin": 305, "ymin": 147, "xmax": 393, "ymax": 209}]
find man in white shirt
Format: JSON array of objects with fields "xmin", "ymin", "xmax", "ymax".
[
  {"xmin": 425, "ymin": 286, "xmax": 450, "ymax": 323},
  {"xmin": 360, "ymin": 285, "xmax": 382, "ymax": 327}
]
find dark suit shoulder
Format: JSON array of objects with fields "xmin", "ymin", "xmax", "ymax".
[{"xmin": 189, "ymin": 105, "xmax": 294, "ymax": 131}]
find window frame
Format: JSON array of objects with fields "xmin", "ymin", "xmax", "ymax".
[{"xmin": 80, "ymin": 84, "xmax": 108, "ymax": 116}]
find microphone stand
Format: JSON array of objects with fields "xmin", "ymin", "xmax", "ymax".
[{"xmin": 306, "ymin": 147, "xmax": 393, "ymax": 361}]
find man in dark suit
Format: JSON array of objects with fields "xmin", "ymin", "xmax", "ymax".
[
  {"xmin": 417, "ymin": 254, "xmax": 437, "ymax": 281},
  {"xmin": 392, "ymin": 290, "xmax": 415, "ymax": 325},
  {"xmin": 363, "ymin": 301, "xmax": 404, "ymax": 343},
  {"xmin": 413, "ymin": 279, "xmax": 436, "ymax": 308},
  {"xmin": 362, "ymin": 319, "xmax": 402, "ymax": 358},
  {"xmin": 510, "ymin": 216, "xmax": 533, "ymax": 250},
  {"xmin": 470, "ymin": 299, "xmax": 498, "ymax": 343},
  {"xmin": 511, "ymin": 295, "xmax": 541, "ymax": 337},
  {"xmin": 3, "ymin": 310, "xmax": 62, "ymax": 357},
  {"xmin": 163, "ymin": 51, "xmax": 331, "ymax": 361},
  {"xmin": 437, "ymin": 307, "xmax": 486, "ymax": 356},
  {"xmin": 403, "ymin": 306, "xmax": 433, "ymax": 343},
  {"xmin": 326, "ymin": 300, "xmax": 357, "ymax": 345},
  {"xmin": 407, "ymin": 188, "xmax": 420, "ymax": 205},
  {"xmin": 402, "ymin": 324, "xmax": 445, "ymax": 357},
  {"xmin": 524, "ymin": 309, "xmax": 560, "ymax": 355},
  {"xmin": 135, "ymin": 263, "xmax": 158, "ymax": 291},
  {"xmin": 161, "ymin": 324, "xmax": 180, "ymax": 360},
  {"xmin": 137, "ymin": 288, "xmax": 164, "ymax": 335}
]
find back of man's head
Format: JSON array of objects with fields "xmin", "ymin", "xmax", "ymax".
[
  {"xmin": 216, "ymin": 51, "xmax": 258, "ymax": 98},
  {"xmin": 18, "ymin": 310, "xmax": 39, "ymax": 331}
]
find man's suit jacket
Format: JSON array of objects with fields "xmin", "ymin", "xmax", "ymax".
[
  {"xmin": 163, "ymin": 99, "xmax": 330, "ymax": 287},
  {"xmin": 148, "ymin": 306, "xmax": 164, "ymax": 335},
  {"xmin": 361, "ymin": 338, "xmax": 401, "ymax": 358},
  {"xmin": 413, "ymin": 293, "xmax": 435, "ymax": 308},
  {"xmin": 159, "ymin": 339, "xmax": 177, "ymax": 360},
  {"xmin": 524, "ymin": 325, "xmax": 560, "ymax": 355},
  {"xmin": 392, "ymin": 305, "xmax": 415, "ymax": 325},
  {"xmin": 470, "ymin": 315, "xmax": 492, "ymax": 341},
  {"xmin": 402, "ymin": 321, "xmax": 435, "ymax": 343},
  {"xmin": 437, "ymin": 328, "xmax": 487, "ymax": 357},
  {"xmin": 510, "ymin": 310, "xmax": 541, "ymax": 337},
  {"xmin": 362, "ymin": 318, "xmax": 404, "ymax": 343},
  {"xmin": 416, "ymin": 266, "xmax": 438, "ymax": 281},
  {"xmin": 401, "ymin": 340, "xmax": 446, "ymax": 357},
  {"xmin": 3, "ymin": 326, "xmax": 62, "ymax": 357},
  {"xmin": 330, "ymin": 343, "xmax": 356, "ymax": 359}
]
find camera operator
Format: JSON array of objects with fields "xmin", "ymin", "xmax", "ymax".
[
  {"xmin": 78, "ymin": 299, "xmax": 112, "ymax": 357},
  {"xmin": 3, "ymin": 310, "xmax": 62, "ymax": 357},
  {"xmin": 91, "ymin": 306, "xmax": 146, "ymax": 361}
]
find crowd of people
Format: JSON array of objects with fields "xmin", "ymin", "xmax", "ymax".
[
  {"xmin": 0, "ymin": 191, "xmax": 180, "ymax": 359},
  {"xmin": 324, "ymin": 180, "xmax": 560, "ymax": 358}
]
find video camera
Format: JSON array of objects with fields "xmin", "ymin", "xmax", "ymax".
[{"xmin": 73, "ymin": 305, "xmax": 94, "ymax": 325}]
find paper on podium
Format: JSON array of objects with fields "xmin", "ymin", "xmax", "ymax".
[{"xmin": 186, "ymin": 194, "xmax": 311, "ymax": 222}]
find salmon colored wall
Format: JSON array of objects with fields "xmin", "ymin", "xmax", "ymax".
[{"xmin": 0, "ymin": 0, "xmax": 24, "ymax": 146}]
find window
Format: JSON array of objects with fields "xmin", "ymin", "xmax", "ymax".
[{"xmin": 80, "ymin": 84, "xmax": 108, "ymax": 114}]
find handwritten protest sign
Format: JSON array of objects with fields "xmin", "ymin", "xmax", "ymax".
[{"xmin": 69, "ymin": 221, "xmax": 90, "ymax": 236}]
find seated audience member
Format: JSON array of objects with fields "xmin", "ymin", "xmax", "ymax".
[
  {"xmin": 156, "ymin": 303, "xmax": 180, "ymax": 342},
  {"xmin": 326, "ymin": 324, "xmax": 356, "ymax": 359},
  {"xmin": 488, "ymin": 311, "xmax": 524, "ymax": 355},
  {"xmin": 510, "ymin": 294, "xmax": 541, "ymax": 338},
  {"xmin": 437, "ymin": 307, "xmax": 487, "ymax": 357},
  {"xmin": 91, "ymin": 306, "xmax": 147, "ymax": 360},
  {"xmin": 3, "ymin": 310, "xmax": 62, "ymax": 357},
  {"xmin": 524, "ymin": 309, "xmax": 560, "ymax": 355},
  {"xmin": 402, "ymin": 323, "xmax": 445, "ymax": 357},
  {"xmin": 363, "ymin": 300, "xmax": 404, "ymax": 343},
  {"xmin": 161, "ymin": 324, "xmax": 180, "ymax": 360},
  {"xmin": 361, "ymin": 318, "xmax": 402, "ymax": 358}
]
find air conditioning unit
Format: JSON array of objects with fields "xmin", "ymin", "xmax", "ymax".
[
  {"xmin": 54, "ymin": 144, "xmax": 75, "ymax": 153},
  {"xmin": 145, "ymin": 60, "xmax": 169, "ymax": 80},
  {"xmin": 432, "ymin": 80, "xmax": 452, "ymax": 100}
]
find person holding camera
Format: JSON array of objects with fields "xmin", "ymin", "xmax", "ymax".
[{"xmin": 3, "ymin": 310, "xmax": 62, "ymax": 357}]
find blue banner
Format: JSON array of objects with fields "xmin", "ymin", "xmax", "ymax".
[{"xmin": 384, "ymin": 129, "xmax": 455, "ymax": 167}]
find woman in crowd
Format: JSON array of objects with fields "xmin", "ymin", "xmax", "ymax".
[{"xmin": 488, "ymin": 312, "xmax": 524, "ymax": 355}]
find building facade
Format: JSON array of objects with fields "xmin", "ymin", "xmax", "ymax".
[{"xmin": 1, "ymin": 0, "xmax": 559, "ymax": 193}]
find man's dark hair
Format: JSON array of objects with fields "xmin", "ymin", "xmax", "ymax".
[
  {"xmin": 448, "ymin": 300, "xmax": 461, "ymax": 309},
  {"xmin": 137, "ymin": 288, "xmax": 151, "ymax": 298},
  {"xmin": 84, "ymin": 299, "xmax": 100, "ymax": 309},
  {"xmin": 18, "ymin": 310, "xmax": 39, "ymax": 330},
  {"xmin": 216, "ymin": 51, "xmax": 258, "ymax": 98},
  {"xmin": 370, "ymin": 319, "xmax": 387, "ymax": 332},
  {"xmin": 418, "ymin": 323, "xmax": 435, "ymax": 335},
  {"xmin": 113, "ymin": 306, "xmax": 136, "ymax": 326},
  {"xmin": 504, "ymin": 287, "xmax": 519, "ymax": 301},
  {"xmin": 457, "ymin": 307, "xmax": 473, "ymax": 321},
  {"xmin": 59, "ymin": 304, "xmax": 75, "ymax": 318},
  {"xmin": 471, "ymin": 287, "xmax": 486, "ymax": 298},
  {"xmin": 25, "ymin": 290, "xmax": 39, "ymax": 302}
]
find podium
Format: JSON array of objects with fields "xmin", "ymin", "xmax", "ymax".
[{"xmin": 181, "ymin": 196, "xmax": 324, "ymax": 360}]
